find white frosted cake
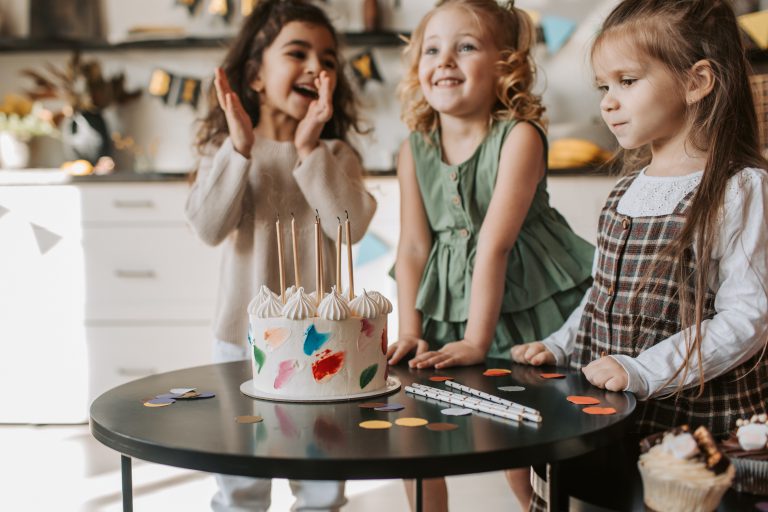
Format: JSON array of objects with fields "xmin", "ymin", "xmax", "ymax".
[{"xmin": 245, "ymin": 285, "xmax": 393, "ymax": 401}]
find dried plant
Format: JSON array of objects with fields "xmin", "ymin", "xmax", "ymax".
[{"xmin": 21, "ymin": 52, "xmax": 142, "ymax": 113}]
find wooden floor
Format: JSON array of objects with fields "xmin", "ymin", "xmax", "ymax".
[{"xmin": 1, "ymin": 424, "xmax": 519, "ymax": 511}]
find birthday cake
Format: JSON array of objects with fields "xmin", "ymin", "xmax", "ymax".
[{"xmin": 245, "ymin": 285, "xmax": 394, "ymax": 401}]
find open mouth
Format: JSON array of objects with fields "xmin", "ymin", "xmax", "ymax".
[
  {"xmin": 434, "ymin": 78, "xmax": 463, "ymax": 87},
  {"xmin": 292, "ymin": 84, "xmax": 319, "ymax": 100}
]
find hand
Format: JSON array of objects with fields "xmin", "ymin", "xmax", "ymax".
[
  {"xmin": 582, "ymin": 356, "xmax": 628, "ymax": 392},
  {"xmin": 213, "ymin": 67, "xmax": 254, "ymax": 157},
  {"xmin": 294, "ymin": 71, "xmax": 333, "ymax": 159},
  {"xmin": 387, "ymin": 334, "xmax": 428, "ymax": 366},
  {"xmin": 408, "ymin": 340, "xmax": 486, "ymax": 369},
  {"xmin": 510, "ymin": 342, "xmax": 555, "ymax": 366}
]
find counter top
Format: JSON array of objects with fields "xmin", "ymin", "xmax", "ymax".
[{"xmin": 0, "ymin": 169, "xmax": 191, "ymax": 186}]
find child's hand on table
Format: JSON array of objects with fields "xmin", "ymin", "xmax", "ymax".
[
  {"xmin": 582, "ymin": 355, "xmax": 628, "ymax": 391},
  {"xmin": 510, "ymin": 342, "xmax": 555, "ymax": 366},
  {"xmin": 408, "ymin": 340, "xmax": 486, "ymax": 369},
  {"xmin": 386, "ymin": 335, "xmax": 429, "ymax": 365}
]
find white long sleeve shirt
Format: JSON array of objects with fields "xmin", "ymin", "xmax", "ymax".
[{"xmin": 542, "ymin": 167, "xmax": 768, "ymax": 400}]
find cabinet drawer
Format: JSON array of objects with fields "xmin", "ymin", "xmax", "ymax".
[
  {"xmin": 82, "ymin": 225, "xmax": 219, "ymax": 320},
  {"xmin": 79, "ymin": 182, "xmax": 190, "ymax": 224},
  {"xmin": 87, "ymin": 324, "xmax": 212, "ymax": 403}
]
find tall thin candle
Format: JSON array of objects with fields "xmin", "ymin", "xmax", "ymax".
[
  {"xmin": 315, "ymin": 214, "xmax": 321, "ymax": 304},
  {"xmin": 317, "ymin": 211, "xmax": 324, "ymax": 302},
  {"xmin": 345, "ymin": 210, "xmax": 355, "ymax": 299},
  {"xmin": 291, "ymin": 213, "xmax": 301, "ymax": 288},
  {"xmin": 276, "ymin": 215, "xmax": 286, "ymax": 303},
  {"xmin": 336, "ymin": 217, "xmax": 342, "ymax": 291}
]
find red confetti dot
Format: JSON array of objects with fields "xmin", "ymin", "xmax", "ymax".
[
  {"xmin": 540, "ymin": 373, "xmax": 566, "ymax": 379},
  {"xmin": 582, "ymin": 406, "xmax": 617, "ymax": 415},
  {"xmin": 566, "ymin": 396, "xmax": 600, "ymax": 405}
]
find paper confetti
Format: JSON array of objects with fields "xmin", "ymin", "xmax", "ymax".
[
  {"xmin": 582, "ymin": 406, "xmax": 617, "ymax": 415},
  {"xmin": 358, "ymin": 402, "xmax": 387, "ymax": 409},
  {"xmin": 540, "ymin": 373, "xmax": 565, "ymax": 379},
  {"xmin": 429, "ymin": 376, "xmax": 455, "ymax": 382},
  {"xmin": 144, "ymin": 398, "xmax": 175, "ymax": 407},
  {"xmin": 395, "ymin": 418, "xmax": 429, "ymax": 427},
  {"xmin": 170, "ymin": 387, "xmax": 195, "ymax": 395},
  {"xmin": 359, "ymin": 420, "xmax": 392, "ymax": 429},
  {"xmin": 566, "ymin": 396, "xmax": 600, "ymax": 405},
  {"xmin": 483, "ymin": 369, "xmax": 512, "ymax": 377},
  {"xmin": 235, "ymin": 415, "xmax": 263, "ymax": 424},
  {"xmin": 498, "ymin": 386, "xmax": 525, "ymax": 392},
  {"xmin": 374, "ymin": 403, "xmax": 405, "ymax": 412},
  {"xmin": 426, "ymin": 423, "xmax": 459, "ymax": 431},
  {"xmin": 441, "ymin": 407, "xmax": 473, "ymax": 416}
]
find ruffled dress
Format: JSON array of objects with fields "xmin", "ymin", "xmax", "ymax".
[{"xmin": 410, "ymin": 120, "xmax": 594, "ymax": 359}]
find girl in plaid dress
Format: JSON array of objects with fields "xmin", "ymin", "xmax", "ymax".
[{"xmin": 512, "ymin": 0, "xmax": 768, "ymax": 508}]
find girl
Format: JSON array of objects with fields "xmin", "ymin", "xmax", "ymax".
[
  {"xmin": 386, "ymin": 1, "xmax": 593, "ymax": 509},
  {"xmin": 186, "ymin": 1, "xmax": 376, "ymax": 510},
  {"xmin": 512, "ymin": 0, "xmax": 768, "ymax": 509}
]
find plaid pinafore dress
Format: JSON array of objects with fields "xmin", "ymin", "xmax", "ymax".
[{"xmin": 570, "ymin": 171, "xmax": 768, "ymax": 436}]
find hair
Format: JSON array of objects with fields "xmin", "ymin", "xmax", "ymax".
[
  {"xmin": 592, "ymin": 0, "xmax": 768, "ymax": 396},
  {"xmin": 194, "ymin": 0, "xmax": 363, "ymax": 155},
  {"xmin": 398, "ymin": 0, "xmax": 545, "ymax": 134}
]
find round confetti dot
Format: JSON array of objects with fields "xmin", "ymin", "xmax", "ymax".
[
  {"xmin": 155, "ymin": 393, "xmax": 181, "ymax": 399},
  {"xmin": 359, "ymin": 420, "xmax": 393, "ymax": 430},
  {"xmin": 483, "ymin": 369, "xmax": 512, "ymax": 376},
  {"xmin": 358, "ymin": 402, "xmax": 387, "ymax": 409},
  {"xmin": 566, "ymin": 396, "xmax": 601, "ymax": 405},
  {"xmin": 498, "ymin": 386, "xmax": 525, "ymax": 392},
  {"xmin": 582, "ymin": 406, "xmax": 617, "ymax": 415},
  {"xmin": 540, "ymin": 373, "xmax": 566, "ymax": 379},
  {"xmin": 374, "ymin": 404, "xmax": 405, "ymax": 412},
  {"xmin": 235, "ymin": 415, "xmax": 263, "ymax": 424},
  {"xmin": 441, "ymin": 407, "xmax": 473, "ymax": 416},
  {"xmin": 144, "ymin": 398, "xmax": 174, "ymax": 407},
  {"xmin": 187, "ymin": 392, "xmax": 215, "ymax": 399},
  {"xmin": 170, "ymin": 387, "xmax": 195, "ymax": 395},
  {"xmin": 395, "ymin": 417, "xmax": 429, "ymax": 427},
  {"xmin": 429, "ymin": 376, "xmax": 454, "ymax": 382},
  {"xmin": 426, "ymin": 422, "xmax": 459, "ymax": 431}
]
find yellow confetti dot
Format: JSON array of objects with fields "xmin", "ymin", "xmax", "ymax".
[
  {"xmin": 143, "ymin": 401, "xmax": 172, "ymax": 408},
  {"xmin": 235, "ymin": 415, "xmax": 263, "ymax": 424},
  {"xmin": 359, "ymin": 420, "xmax": 392, "ymax": 430},
  {"xmin": 395, "ymin": 417, "xmax": 429, "ymax": 427}
]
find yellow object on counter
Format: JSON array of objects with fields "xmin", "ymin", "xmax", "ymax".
[
  {"xmin": 548, "ymin": 138, "xmax": 613, "ymax": 170},
  {"xmin": 61, "ymin": 160, "xmax": 94, "ymax": 176}
]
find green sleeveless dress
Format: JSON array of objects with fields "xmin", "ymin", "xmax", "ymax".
[{"xmin": 409, "ymin": 119, "xmax": 594, "ymax": 359}]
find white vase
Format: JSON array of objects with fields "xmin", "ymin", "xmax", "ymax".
[{"xmin": 0, "ymin": 132, "xmax": 31, "ymax": 169}]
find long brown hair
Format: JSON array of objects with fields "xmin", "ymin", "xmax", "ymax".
[
  {"xmin": 398, "ymin": 0, "xmax": 545, "ymax": 134},
  {"xmin": 593, "ymin": 0, "xmax": 768, "ymax": 395},
  {"xmin": 194, "ymin": 0, "xmax": 363, "ymax": 155}
]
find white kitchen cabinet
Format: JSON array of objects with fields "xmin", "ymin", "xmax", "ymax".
[{"xmin": 0, "ymin": 179, "xmax": 218, "ymax": 423}]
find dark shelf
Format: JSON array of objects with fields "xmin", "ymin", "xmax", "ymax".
[{"xmin": 0, "ymin": 31, "xmax": 407, "ymax": 53}]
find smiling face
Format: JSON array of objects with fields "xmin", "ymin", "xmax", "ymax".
[
  {"xmin": 252, "ymin": 21, "xmax": 338, "ymax": 123},
  {"xmin": 417, "ymin": 6, "xmax": 501, "ymax": 122},
  {"xmin": 593, "ymin": 38, "xmax": 688, "ymax": 151}
]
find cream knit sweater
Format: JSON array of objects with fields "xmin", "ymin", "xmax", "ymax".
[{"xmin": 185, "ymin": 136, "xmax": 377, "ymax": 346}]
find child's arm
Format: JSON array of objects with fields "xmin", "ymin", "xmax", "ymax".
[
  {"xmin": 410, "ymin": 122, "xmax": 545, "ymax": 369},
  {"xmin": 584, "ymin": 169, "xmax": 768, "ymax": 398},
  {"xmin": 512, "ymin": 288, "xmax": 591, "ymax": 366},
  {"xmin": 387, "ymin": 139, "xmax": 433, "ymax": 365}
]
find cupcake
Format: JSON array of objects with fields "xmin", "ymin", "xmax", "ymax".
[
  {"xmin": 638, "ymin": 425, "xmax": 735, "ymax": 512},
  {"xmin": 719, "ymin": 414, "xmax": 768, "ymax": 495}
]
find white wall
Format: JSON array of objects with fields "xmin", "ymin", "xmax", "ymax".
[{"xmin": 0, "ymin": 0, "xmax": 625, "ymax": 171}]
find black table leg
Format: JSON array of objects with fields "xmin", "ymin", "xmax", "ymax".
[
  {"xmin": 547, "ymin": 462, "xmax": 561, "ymax": 512},
  {"xmin": 415, "ymin": 477, "xmax": 423, "ymax": 512},
  {"xmin": 121, "ymin": 455, "xmax": 133, "ymax": 512}
]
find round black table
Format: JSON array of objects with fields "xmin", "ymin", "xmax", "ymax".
[{"xmin": 90, "ymin": 359, "xmax": 636, "ymax": 511}]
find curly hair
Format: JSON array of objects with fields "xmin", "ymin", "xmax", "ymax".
[
  {"xmin": 194, "ymin": 0, "xmax": 364, "ymax": 155},
  {"xmin": 398, "ymin": 0, "xmax": 545, "ymax": 134}
]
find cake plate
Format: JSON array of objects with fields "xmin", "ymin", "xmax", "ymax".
[{"xmin": 240, "ymin": 376, "xmax": 401, "ymax": 403}]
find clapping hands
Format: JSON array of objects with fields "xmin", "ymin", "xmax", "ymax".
[
  {"xmin": 213, "ymin": 67, "xmax": 254, "ymax": 157},
  {"xmin": 294, "ymin": 70, "xmax": 334, "ymax": 159}
]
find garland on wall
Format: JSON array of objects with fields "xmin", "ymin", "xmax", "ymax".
[{"xmin": 148, "ymin": 69, "xmax": 202, "ymax": 108}]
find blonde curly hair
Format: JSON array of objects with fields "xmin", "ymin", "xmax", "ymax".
[{"xmin": 398, "ymin": 0, "xmax": 545, "ymax": 134}]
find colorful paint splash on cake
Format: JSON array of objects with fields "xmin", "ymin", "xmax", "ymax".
[
  {"xmin": 303, "ymin": 324, "xmax": 331, "ymax": 355},
  {"xmin": 311, "ymin": 350, "xmax": 345, "ymax": 382}
]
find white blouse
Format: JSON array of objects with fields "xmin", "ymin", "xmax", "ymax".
[{"xmin": 542, "ymin": 167, "xmax": 768, "ymax": 400}]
